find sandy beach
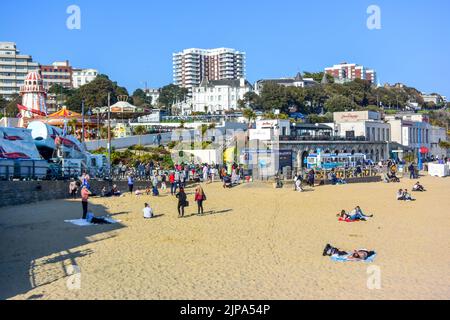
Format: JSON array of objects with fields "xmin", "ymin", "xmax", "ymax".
[{"xmin": 1, "ymin": 175, "xmax": 449, "ymax": 300}]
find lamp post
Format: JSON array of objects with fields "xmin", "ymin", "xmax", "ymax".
[
  {"xmin": 81, "ymin": 99, "xmax": 85, "ymax": 143},
  {"xmin": 418, "ymin": 123, "xmax": 423, "ymax": 171},
  {"xmin": 86, "ymin": 108, "xmax": 92, "ymax": 141},
  {"xmin": 107, "ymin": 93, "xmax": 112, "ymax": 178}
]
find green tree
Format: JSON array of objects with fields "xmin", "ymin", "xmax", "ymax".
[
  {"xmin": 324, "ymin": 95, "xmax": 357, "ymax": 112},
  {"xmin": 439, "ymin": 141, "xmax": 450, "ymax": 149},
  {"xmin": 303, "ymin": 71, "xmax": 334, "ymax": 83},
  {"xmin": 242, "ymin": 91, "xmax": 261, "ymax": 109},
  {"xmin": 158, "ymin": 84, "xmax": 188, "ymax": 109},
  {"xmin": 3, "ymin": 94, "xmax": 22, "ymax": 117},
  {"xmin": 0, "ymin": 96, "xmax": 8, "ymax": 117},
  {"xmin": 132, "ymin": 89, "xmax": 152, "ymax": 107},
  {"xmin": 133, "ymin": 125, "xmax": 147, "ymax": 147},
  {"xmin": 259, "ymin": 82, "xmax": 289, "ymax": 112},
  {"xmin": 66, "ymin": 74, "xmax": 129, "ymax": 112},
  {"xmin": 242, "ymin": 108, "xmax": 257, "ymax": 125}
]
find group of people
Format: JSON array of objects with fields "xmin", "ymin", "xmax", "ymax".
[
  {"xmin": 396, "ymin": 181, "xmax": 426, "ymax": 201},
  {"xmin": 396, "ymin": 188, "xmax": 415, "ymax": 201},
  {"xmin": 328, "ymin": 169, "xmax": 347, "ymax": 185},
  {"xmin": 174, "ymin": 185, "xmax": 207, "ymax": 218}
]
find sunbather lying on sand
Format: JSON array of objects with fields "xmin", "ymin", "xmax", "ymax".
[
  {"xmin": 323, "ymin": 244, "xmax": 376, "ymax": 261},
  {"xmin": 86, "ymin": 213, "xmax": 112, "ymax": 225},
  {"xmin": 337, "ymin": 206, "xmax": 373, "ymax": 221}
]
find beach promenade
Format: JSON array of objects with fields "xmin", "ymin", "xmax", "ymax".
[{"xmin": 0, "ymin": 176, "xmax": 449, "ymax": 300}]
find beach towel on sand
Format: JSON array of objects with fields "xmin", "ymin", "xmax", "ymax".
[
  {"xmin": 338, "ymin": 217, "xmax": 371, "ymax": 223},
  {"xmin": 330, "ymin": 251, "xmax": 377, "ymax": 263},
  {"xmin": 64, "ymin": 217, "xmax": 120, "ymax": 226}
]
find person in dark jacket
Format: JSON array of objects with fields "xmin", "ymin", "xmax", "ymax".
[{"xmin": 176, "ymin": 187, "xmax": 188, "ymax": 218}]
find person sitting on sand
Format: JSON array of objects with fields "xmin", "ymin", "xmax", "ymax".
[
  {"xmin": 329, "ymin": 170, "xmax": 346, "ymax": 185},
  {"xmin": 111, "ymin": 185, "xmax": 121, "ymax": 197},
  {"xmin": 323, "ymin": 244, "xmax": 375, "ymax": 261},
  {"xmin": 412, "ymin": 181, "xmax": 426, "ymax": 192},
  {"xmin": 387, "ymin": 171, "xmax": 400, "ymax": 183},
  {"xmin": 101, "ymin": 186, "xmax": 111, "ymax": 197},
  {"xmin": 349, "ymin": 206, "xmax": 373, "ymax": 221},
  {"xmin": 143, "ymin": 203, "xmax": 154, "ymax": 219},
  {"xmin": 403, "ymin": 189, "xmax": 415, "ymax": 201},
  {"xmin": 397, "ymin": 189, "xmax": 405, "ymax": 201}
]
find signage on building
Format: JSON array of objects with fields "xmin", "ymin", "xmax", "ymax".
[
  {"xmin": 334, "ymin": 111, "xmax": 380, "ymax": 123},
  {"xmin": 249, "ymin": 129, "xmax": 272, "ymax": 141}
]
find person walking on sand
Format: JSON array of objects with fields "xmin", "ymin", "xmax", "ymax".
[
  {"xmin": 81, "ymin": 185, "xmax": 92, "ymax": 220},
  {"xmin": 195, "ymin": 185, "xmax": 207, "ymax": 215},
  {"xmin": 307, "ymin": 169, "xmax": 315, "ymax": 187},
  {"xmin": 176, "ymin": 187, "xmax": 188, "ymax": 218}
]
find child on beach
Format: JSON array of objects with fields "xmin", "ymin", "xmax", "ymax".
[{"xmin": 143, "ymin": 203, "xmax": 154, "ymax": 219}]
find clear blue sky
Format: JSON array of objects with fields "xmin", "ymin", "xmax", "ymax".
[{"xmin": 1, "ymin": 0, "xmax": 449, "ymax": 97}]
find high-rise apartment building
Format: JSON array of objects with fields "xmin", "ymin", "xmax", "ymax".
[
  {"xmin": 173, "ymin": 48, "xmax": 245, "ymax": 91},
  {"xmin": 325, "ymin": 62, "xmax": 377, "ymax": 84},
  {"xmin": 39, "ymin": 61, "xmax": 73, "ymax": 90},
  {"xmin": 0, "ymin": 42, "xmax": 39, "ymax": 99}
]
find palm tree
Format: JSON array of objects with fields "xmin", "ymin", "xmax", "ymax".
[{"xmin": 243, "ymin": 108, "xmax": 256, "ymax": 127}]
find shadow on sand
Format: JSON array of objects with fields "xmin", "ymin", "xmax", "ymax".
[
  {"xmin": 182, "ymin": 209, "xmax": 233, "ymax": 219},
  {"xmin": 0, "ymin": 200, "xmax": 125, "ymax": 300}
]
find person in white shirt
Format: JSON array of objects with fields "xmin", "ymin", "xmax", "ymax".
[{"xmin": 143, "ymin": 203, "xmax": 153, "ymax": 219}]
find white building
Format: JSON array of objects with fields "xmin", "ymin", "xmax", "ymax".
[
  {"xmin": 385, "ymin": 114, "xmax": 434, "ymax": 156},
  {"xmin": 173, "ymin": 48, "xmax": 245, "ymax": 91},
  {"xmin": 331, "ymin": 111, "xmax": 391, "ymax": 142},
  {"xmin": 255, "ymin": 73, "xmax": 317, "ymax": 95},
  {"xmin": 144, "ymin": 88, "xmax": 160, "ymax": 106},
  {"xmin": 421, "ymin": 93, "xmax": 443, "ymax": 105},
  {"xmin": 429, "ymin": 126, "xmax": 448, "ymax": 159},
  {"xmin": 250, "ymin": 119, "xmax": 291, "ymax": 140},
  {"xmin": 72, "ymin": 68, "xmax": 99, "ymax": 88},
  {"xmin": 191, "ymin": 78, "xmax": 253, "ymax": 114},
  {"xmin": 0, "ymin": 42, "xmax": 39, "ymax": 99}
]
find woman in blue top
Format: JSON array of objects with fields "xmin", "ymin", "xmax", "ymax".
[{"xmin": 127, "ymin": 174, "xmax": 134, "ymax": 194}]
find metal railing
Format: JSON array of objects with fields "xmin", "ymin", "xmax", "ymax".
[
  {"xmin": 279, "ymin": 135, "xmax": 369, "ymax": 142},
  {"xmin": 0, "ymin": 161, "xmax": 108, "ymax": 181}
]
